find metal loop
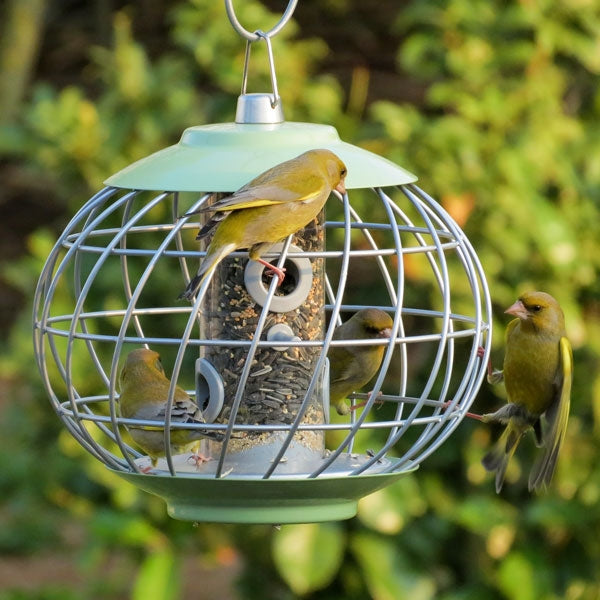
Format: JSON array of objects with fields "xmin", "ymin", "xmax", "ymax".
[
  {"xmin": 240, "ymin": 30, "xmax": 281, "ymax": 108},
  {"xmin": 225, "ymin": 0, "xmax": 298, "ymax": 42}
]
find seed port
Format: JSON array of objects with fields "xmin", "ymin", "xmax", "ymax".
[
  {"xmin": 194, "ymin": 358, "xmax": 225, "ymax": 422},
  {"xmin": 244, "ymin": 243, "xmax": 313, "ymax": 313}
]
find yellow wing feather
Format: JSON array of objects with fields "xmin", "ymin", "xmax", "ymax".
[
  {"xmin": 207, "ymin": 177, "xmax": 325, "ymax": 212},
  {"xmin": 528, "ymin": 336, "xmax": 573, "ymax": 491}
]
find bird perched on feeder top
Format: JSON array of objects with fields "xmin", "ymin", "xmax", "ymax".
[
  {"xmin": 118, "ymin": 348, "xmax": 222, "ymax": 469},
  {"xmin": 481, "ymin": 291, "xmax": 572, "ymax": 493},
  {"xmin": 328, "ymin": 308, "xmax": 394, "ymax": 416},
  {"xmin": 179, "ymin": 149, "xmax": 347, "ymax": 300}
]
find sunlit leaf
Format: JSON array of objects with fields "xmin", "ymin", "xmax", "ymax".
[
  {"xmin": 350, "ymin": 532, "xmax": 436, "ymax": 600},
  {"xmin": 132, "ymin": 548, "xmax": 180, "ymax": 600},
  {"xmin": 272, "ymin": 523, "xmax": 344, "ymax": 595}
]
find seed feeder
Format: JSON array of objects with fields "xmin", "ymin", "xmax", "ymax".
[{"xmin": 33, "ymin": 1, "xmax": 492, "ymax": 524}]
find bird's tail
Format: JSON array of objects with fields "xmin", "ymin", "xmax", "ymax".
[
  {"xmin": 528, "ymin": 415, "xmax": 566, "ymax": 493},
  {"xmin": 482, "ymin": 424, "xmax": 524, "ymax": 493},
  {"xmin": 178, "ymin": 242, "xmax": 236, "ymax": 301}
]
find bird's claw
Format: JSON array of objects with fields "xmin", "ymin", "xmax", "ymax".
[
  {"xmin": 441, "ymin": 400, "xmax": 484, "ymax": 421},
  {"xmin": 349, "ymin": 390, "xmax": 384, "ymax": 412},
  {"xmin": 187, "ymin": 453, "xmax": 212, "ymax": 468},
  {"xmin": 257, "ymin": 259, "xmax": 286, "ymax": 286}
]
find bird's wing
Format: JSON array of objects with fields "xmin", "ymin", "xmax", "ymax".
[
  {"xmin": 329, "ymin": 350, "xmax": 364, "ymax": 388},
  {"xmin": 157, "ymin": 391, "xmax": 205, "ymax": 425},
  {"xmin": 528, "ymin": 336, "xmax": 573, "ymax": 491},
  {"xmin": 202, "ymin": 175, "xmax": 326, "ymax": 213},
  {"xmin": 129, "ymin": 398, "xmax": 165, "ymax": 422},
  {"xmin": 131, "ymin": 388, "xmax": 204, "ymax": 425},
  {"xmin": 196, "ymin": 211, "xmax": 228, "ymax": 240}
]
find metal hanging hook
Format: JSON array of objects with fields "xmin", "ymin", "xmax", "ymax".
[
  {"xmin": 224, "ymin": 0, "xmax": 298, "ymax": 42},
  {"xmin": 228, "ymin": 0, "xmax": 296, "ymax": 110},
  {"xmin": 241, "ymin": 30, "xmax": 280, "ymax": 108}
]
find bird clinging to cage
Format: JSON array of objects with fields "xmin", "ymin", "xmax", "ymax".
[
  {"xmin": 328, "ymin": 309, "xmax": 394, "ymax": 416},
  {"xmin": 480, "ymin": 291, "xmax": 572, "ymax": 493},
  {"xmin": 118, "ymin": 348, "xmax": 222, "ymax": 469},
  {"xmin": 179, "ymin": 148, "xmax": 347, "ymax": 300}
]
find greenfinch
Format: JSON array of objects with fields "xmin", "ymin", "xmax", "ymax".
[
  {"xmin": 328, "ymin": 309, "xmax": 394, "ymax": 415},
  {"xmin": 118, "ymin": 348, "xmax": 221, "ymax": 468},
  {"xmin": 481, "ymin": 291, "xmax": 573, "ymax": 493},
  {"xmin": 179, "ymin": 149, "xmax": 347, "ymax": 300}
]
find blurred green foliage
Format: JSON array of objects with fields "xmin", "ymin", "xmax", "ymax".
[{"xmin": 1, "ymin": 0, "xmax": 599, "ymax": 598}]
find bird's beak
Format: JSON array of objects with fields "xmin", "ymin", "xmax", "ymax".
[
  {"xmin": 335, "ymin": 181, "xmax": 346, "ymax": 195},
  {"xmin": 505, "ymin": 299, "xmax": 528, "ymax": 319},
  {"xmin": 379, "ymin": 327, "xmax": 393, "ymax": 339}
]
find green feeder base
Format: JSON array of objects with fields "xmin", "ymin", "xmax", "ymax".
[{"xmin": 111, "ymin": 457, "xmax": 417, "ymax": 524}]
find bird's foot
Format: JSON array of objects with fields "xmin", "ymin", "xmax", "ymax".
[
  {"xmin": 441, "ymin": 400, "xmax": 484, "ymax": 421},
  {"xmin": 477, "ymin": 345, "xmax": 504, "ymax": 384},
  {"xmin": 480, "ymin": 403, "xmax": 528, "ymax": 425},
  {"xmin": 257, "ymin": 259, "xmax": 286, "ymax": 286},
  {"xmin": 349, "ymin": 390, "xmax": 384, "ymax": 412},
  {"xmin": 188, "ymin": 452, "xmax": 212, "ymax": 469}
]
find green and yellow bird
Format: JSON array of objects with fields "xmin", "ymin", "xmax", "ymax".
[
  {"xmin": 118, "ymin": 348, "xmax": 221, "ymax": 468},
  {"xmin": 481, "ymin": 291, "xmax": 573, "ymax": 493},
  {"xmin": 328, "ymin": 309, "xmax": 394, "ymax": 416},
  {"xmin": 179, "ymin": 149, "xmax": 347, "ymax": 300}
]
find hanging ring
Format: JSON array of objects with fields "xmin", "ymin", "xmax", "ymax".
[
  {"xmin": 240, "ymin": 30, "xmax": 281, "ymax": 108},
  {"xmin": 225, "ymin": 0, "xmax": 298, "ymax": 42}
]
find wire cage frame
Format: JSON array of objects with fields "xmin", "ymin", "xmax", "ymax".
[{"xmin": 33, "ymin": 180, "xmax": 491, "ymax": 521}]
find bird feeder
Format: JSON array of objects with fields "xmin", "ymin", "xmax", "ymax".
[{"xmin": 33, "ymin": 1, "xmax": 492, "ymax": 523}]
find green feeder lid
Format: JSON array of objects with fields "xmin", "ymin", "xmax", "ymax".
[{"xmin": 104, "ymin": 120, "xmax": 417, "ymax": 192}]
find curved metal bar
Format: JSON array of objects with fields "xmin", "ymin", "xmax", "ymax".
[
  {"xmin": 384, "ymin": 184, "xmax": 491, "ymax": 469},
  {"xmin": 33, "ymin": 187, "xmax": 118, "ymax": 375},
  {"xmin": 33, "ymin": 187, "xmax": 119, "ymax": 462},
  {"xmin": 62, "ymin": 244, "xmax": 461, "ymax": 260},
  {"xmin": 65, "ymin": 190, "xmax": 169, "ymax": 472},
  {"xmin": 174, "ymin": 193, "xmax": 212, "ymax": 289},
  {"xmin": 384, "ymin": 186, "xmax": 457, "ymax": 459},
  {"xmin": 312, "ymin": 189, "xmax": 406, "ymax": 477},
  {"xmin": 215, "ymin": 235, "xmax": 295, "ymax": 477},
  {"xmin": 225, "ymin": 0, "xmax": 298, "ymax": 42},
  {"xmin": 264, "ymin": 191, "xmax": 352, "ymax": 479},
  {"xmin": 109, "ymin": 193, "xmax": 197, "ymax": 474},
  {"xmin": 72, "ymin": 195, "xmax": 118, "ymax": 390},
  {"xmin": 42, "ymin": 190, "xmax": 138, "ymax": 470},
  {"xmin": 41, "ymin": 318, "xmax": 482, "ymax": 347},
  {"xmin": 59, "ymin": 403, "xmax": 460, "ymax": 431},
  {"xmin": 64, "ymin": 220, "xmax": 458, "ymax": 240},
  {"xmin": 350, "ymin": 186, "xmax": 454, "ymax": 474},
  {"xmin": 323, "ymin": 189, "xmax": 408, "ymax": 439}
]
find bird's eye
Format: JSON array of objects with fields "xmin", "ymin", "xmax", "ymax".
[
  {"xmin": 532, "ymin": 305, "xmax": 542, "ymax": 312},
  {"xmin": 341, "ymin": 168, "xmax": 347, "ymax": 176}
]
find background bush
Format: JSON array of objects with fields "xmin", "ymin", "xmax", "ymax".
[{"xmin": 1, "ymin": 1, "xmax": 599, "ymax": 598}]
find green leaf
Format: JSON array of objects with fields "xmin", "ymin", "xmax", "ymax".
[
  {"xmin": 357, "ymin": 474, "xmax": 426, "ymax": 534},
  {"xmin": 132, "ymin": 548, "xmax": 180, "ymax": 600},
  {"xmin": 497, "ymin": 552, "xmax": 536, "ymax": 600},
  {"xmin": 350, "ymin": 532, "xmax": 436, "ymax": 600},
  {"xmin": 452, "ymin": 495, "xmax": 518, "ymax": 535},
  {"xmin": 272, "ymin": 523, "xmax": 345, "ymax": 595}
]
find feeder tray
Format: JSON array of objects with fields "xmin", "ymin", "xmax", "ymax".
[
  {"xmin": 33, "ymin": 1, "xmax": 492, "ymax": 523},
  {"xmin": 113, "ymin": 457, "xmax": 418, "ymax": 524}
]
